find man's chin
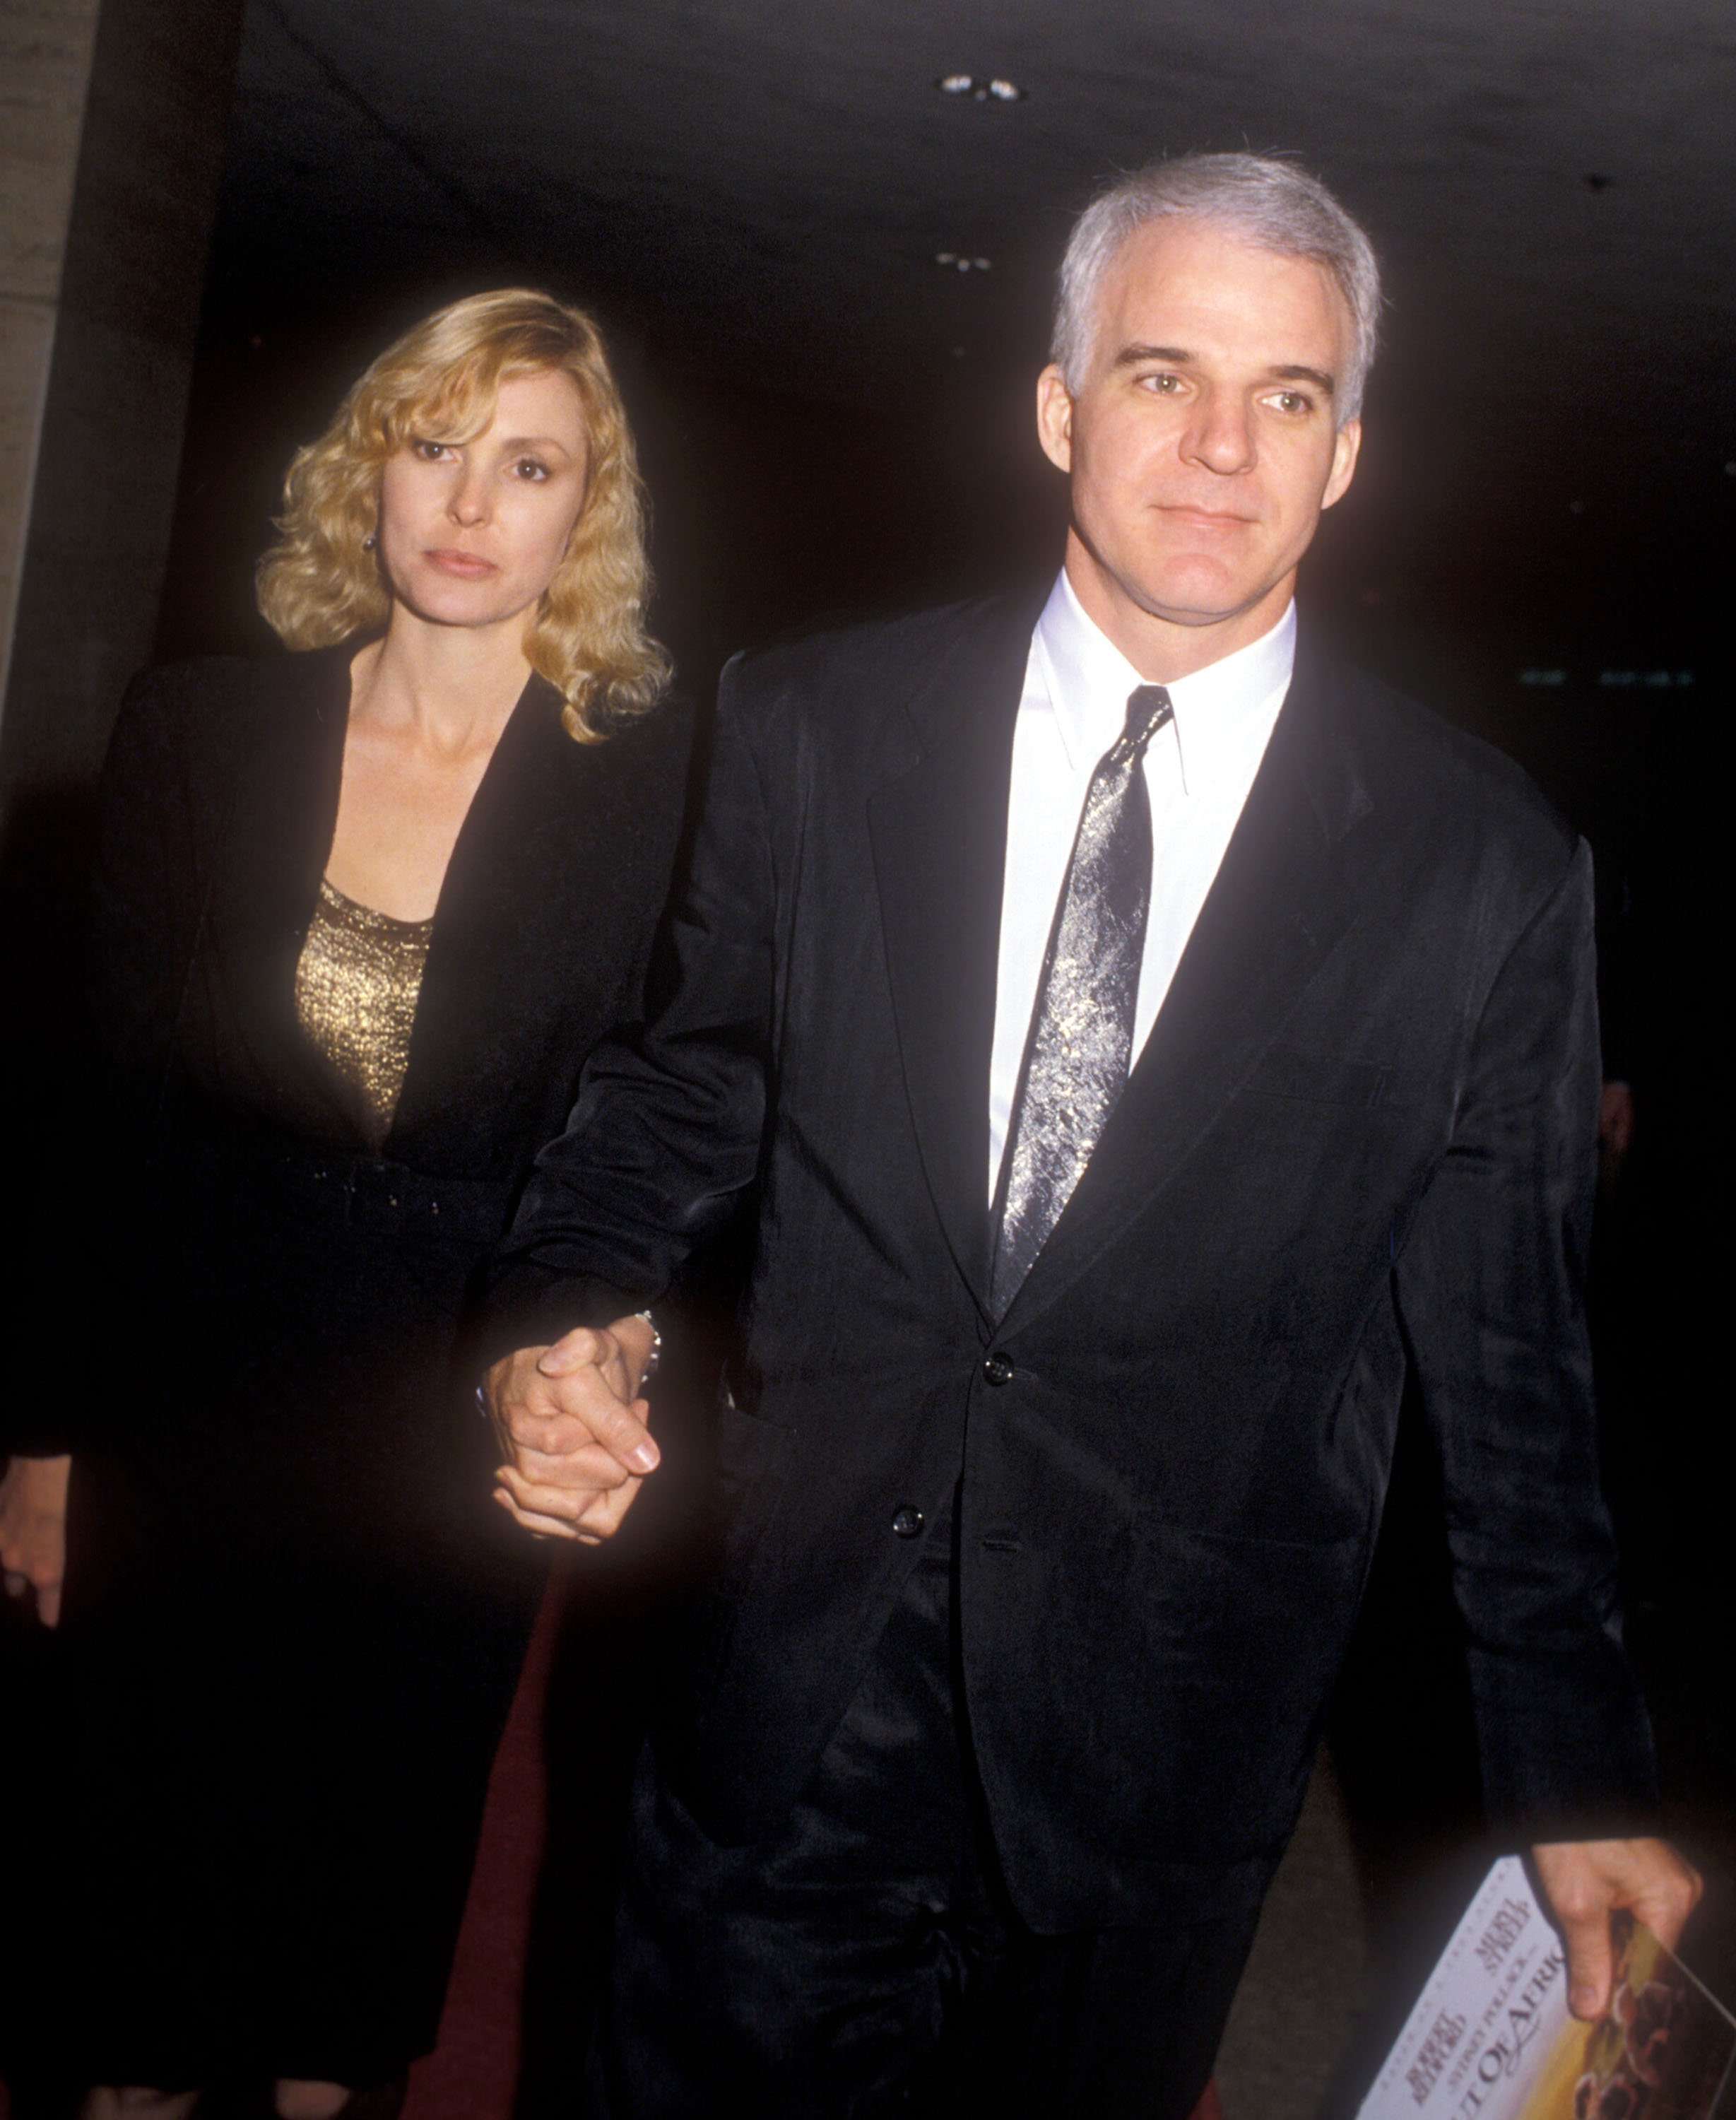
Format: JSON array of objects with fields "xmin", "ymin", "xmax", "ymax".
[
  {"xmin": 1126, "ymin": 579, "xmax": 1278, "ymax": 631},
  {"xmin": 1104, "ymin": 549, "xmax": 1285, "ymax": 630},
  {"xmin": 1066, "ymin": 533, "xmax": 1291, "ymax": 646}
]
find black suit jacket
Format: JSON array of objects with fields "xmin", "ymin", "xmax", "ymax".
[
  {"xmin": 51, "ymin": 649, "xmax": 692, "ymax": 1543},
  {"xmin": 490, "ymin": 594, "xmax": 1655, "ymax": 1929}
]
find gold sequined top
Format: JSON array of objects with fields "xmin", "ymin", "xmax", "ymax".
[{"xmin": 294, "ymin": 878, "xmax": 434, "ymax": 1147}]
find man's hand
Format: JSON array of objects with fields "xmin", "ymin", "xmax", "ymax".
[
  {"xmin": 0, "ymin": 1453, "xmax": 71, "ymax": 1627},
  {"xmin": 485, "ymin": 1315, "xmax": 661, "ymax": 1545},
  {"xmin": 1533, "ymin": 1837, "xmax": 1703, "ymax": 2019}
]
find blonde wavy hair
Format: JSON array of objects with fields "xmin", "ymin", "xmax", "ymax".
[{"xmin": 256, "ymin": 288, "xmax": 671, "ymax": 740}]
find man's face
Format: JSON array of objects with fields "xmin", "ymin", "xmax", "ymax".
[{"xmin": 1037, "ymin": 216, "xmax": 1362, "ymax": 665}]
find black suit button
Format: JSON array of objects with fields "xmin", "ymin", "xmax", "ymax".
[
  {"xmin": 982, "ymin": 1353, "xmax": 1015, "ymax": 1386},
  {"xmin": 892, "ymin": 1504, "xmax": 924, "ymax": 1539}
]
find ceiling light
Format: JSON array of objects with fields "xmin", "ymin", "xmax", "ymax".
[
  {"xmin": 935, "ymin": 73, "xmax": 1026, "ymax": 102},
  {"xmin": 935, "ymin": 253, "xmax": 992, "ymax": 272}
]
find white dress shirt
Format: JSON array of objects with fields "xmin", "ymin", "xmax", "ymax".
[{"xmin": 987, "ymin": 571, "xmax": 1297, "ymax": 1197}]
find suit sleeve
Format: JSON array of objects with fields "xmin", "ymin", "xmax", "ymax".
[
  {"xmin": 4, "ymin": 669, "xmax": 194, "ymax": 1456},
  {"xmin": 1394, "ymin": 836, "xmax": 1659, "ymax": 1837},
  {"xmin": 480, "ymin": 662, "xmax": 777, "ymax": 1354}
]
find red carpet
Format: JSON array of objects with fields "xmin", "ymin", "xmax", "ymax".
[{"xmin": 400, "ymin": 1579, "xmax": 563, "ymax": 2120}]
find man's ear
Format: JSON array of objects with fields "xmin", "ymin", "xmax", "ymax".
[
  {"xmin": 1321, "ymin": 416, "xmax": 1362, "ymax": 511},
  {"xmin": 1036, "ymin": 365, "xmax": 1075, "ymax": 473}
]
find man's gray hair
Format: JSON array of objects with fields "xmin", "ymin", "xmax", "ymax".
[{"xmin": 1052, "ymin": 153, "xmax": 1381, "ymax": 424}]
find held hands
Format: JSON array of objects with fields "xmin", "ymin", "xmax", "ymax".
[
  {"xmin": 485, "ymin": 1315, "xmax": 660, "ymax": 1545},
  {"xmin": 0, "ymin": 1452, "xmax": 71, "ymax": 1627},
  {"xmin": 1533, "ymin": 1837, "xmax": 1703, "ymax": 2020}
]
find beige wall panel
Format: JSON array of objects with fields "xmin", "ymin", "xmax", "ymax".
[
  {"xmin": 3, "ymin": 312, "xmax": 195, "ymax": 787},
  {"xmin": 0, "ymin": 0, "xmax": 102, "ymax": 302},
  {"xmin": 0, "ymin": 0, "xmax": 244, "ymax": 796},
  {"xmin": 0, "ymin": 296, "xmax": 55, "ymax": 661}
]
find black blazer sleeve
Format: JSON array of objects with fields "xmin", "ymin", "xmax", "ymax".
[
  {"xmin": 1395, "ymin": 837, "xmax": 1657, "ymax": 1835},
  {"xmin": 88, "ymin": 670, "xmax": 208, "ymax": 1130},
  {"xmin": 5, "ymin": 670, "xmax": 195, "ymax": 1456},
  {"xmin": 482, "ymin": 660, "xmax": 776, "ymax": 1353}
]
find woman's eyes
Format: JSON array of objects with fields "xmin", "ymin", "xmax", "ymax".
[{"xmin": 408, "ymin": 442, "xmax": 553, "ymax": 478}]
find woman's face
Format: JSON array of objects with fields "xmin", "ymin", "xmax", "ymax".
[{"xmin": 376, "ymin": 367, "xmax": 591, "ymax": 635}]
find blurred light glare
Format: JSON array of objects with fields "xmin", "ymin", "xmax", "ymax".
[{"xmin": 935, "ymin": 73, "xmax": 1026, "ymax": 102}]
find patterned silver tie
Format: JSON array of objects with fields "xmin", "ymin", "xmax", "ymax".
[{"xmin": 991, "ymin": 683, "xmax": 1174, "ymax": 1313}]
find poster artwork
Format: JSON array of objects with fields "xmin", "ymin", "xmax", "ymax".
[{"xmin": 1357, "ymin": 1858, "xmax": 1735, "ymax": 2120}]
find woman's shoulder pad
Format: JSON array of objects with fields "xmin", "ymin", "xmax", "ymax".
[
  {"xmin": 117, "ymin": 649, "xmax": 337, "ymax": 729},
  {"xmin": 588, "ymin": 686, "xmax": 699, "ymax": 768}
]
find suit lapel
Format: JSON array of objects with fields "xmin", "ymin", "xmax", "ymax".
[
  {"xmin": 868, "ymin": 596, "xmax": 1042, "ymax": 1316},
  {"xmin": 204, "ymin": 644, "xmax": 355, "ymax": 1133},
  {"xmin": 996, "ymin": 640, "xmax": 1372, "ymax": 1337},
  {"xmin": 386, "ymin": 673, "xmax": 581, "ymax": 1154}
]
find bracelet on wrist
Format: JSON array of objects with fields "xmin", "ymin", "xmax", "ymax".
[{"xmin": 634, "ymin": 1309, "xmax": 663, "ymax": 1381}]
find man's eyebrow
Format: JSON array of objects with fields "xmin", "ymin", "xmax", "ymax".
[
  {"xmin": 1111, "ymin": 343, "xmax": 1194, "ymax": 370},
  {"xmin": 1269, "ymin": 364, "xmax": 1337, "ymax": 396}
]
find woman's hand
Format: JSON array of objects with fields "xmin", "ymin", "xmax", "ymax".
[
  {"xmin": 485, "ymin": 1317, "xmax": 660, "ymax": 1544},
  {"xmin": 0, "ymin": 1453, "xmax": 71, "ymax": 1626}
]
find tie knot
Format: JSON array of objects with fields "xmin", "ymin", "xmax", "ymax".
[{"xmin": 1119, "ymin": 683, "xmax": 1174, "ymax": 762}]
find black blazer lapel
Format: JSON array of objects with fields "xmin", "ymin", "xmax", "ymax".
[
  {"xmin": 389, "ymin": 676, "xmax": 595, "ymax": 1159},
  {"xmin": 998, "ymin": 643, "xmax": 1373, "ymax": 1337},
  {"xmin": 868, "ymin": 597, "xmax": 1043, "ymax": 1316},
  {"xmin": 202, "ymin": 645, "xmax": 354, "ymax": 1133}
]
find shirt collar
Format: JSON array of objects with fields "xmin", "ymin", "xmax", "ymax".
[{"xmin": 1031, "ymin": 569, "xmax": 1297, "ymax": 795}]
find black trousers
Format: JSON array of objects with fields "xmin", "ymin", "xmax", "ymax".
[{"xmin": 586, "ymin": 1512, "xmax": 1265, "ymax": 2117}]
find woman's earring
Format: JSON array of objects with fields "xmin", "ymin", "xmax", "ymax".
[{"xmin": 362, "ymin": 532, "xmax": 377, "ymax": 550}]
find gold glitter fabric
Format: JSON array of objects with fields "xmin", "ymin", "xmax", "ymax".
[{"xmin": 295, "ymin": 878, "xmax": 434, "ymax": 1146}]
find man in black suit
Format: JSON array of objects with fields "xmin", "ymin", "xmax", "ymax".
[{"xmin": 483, "ymin": 153, "xmax": 1698, "ymax": 2115}]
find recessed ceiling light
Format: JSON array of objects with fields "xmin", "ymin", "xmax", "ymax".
[
  {"xmin": 935, "ymin": 73, "xmax": 1026, "ymax": 102},
  {"xmin": 935, "ymin": 252, "xmax": 992, "ymax": 272}
]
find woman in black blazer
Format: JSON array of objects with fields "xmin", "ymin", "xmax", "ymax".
[{"xmin": 0, "ymin": 289, "xmax": 689, "ymax": 2119}]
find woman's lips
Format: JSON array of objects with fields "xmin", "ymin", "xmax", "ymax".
[{"xmin": 424, "ymin": 547, "xmax": 498, "ymax": 577}]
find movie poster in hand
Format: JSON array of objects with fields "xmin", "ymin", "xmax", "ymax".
[{"xmin": 1357, "ymin": 1856, "xmax": 1734, "ymax": 2120}]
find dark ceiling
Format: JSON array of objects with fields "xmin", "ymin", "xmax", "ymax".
[{"xmin": 172, "ymin": 0, "xmax": 1735, "ymax": 683}]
